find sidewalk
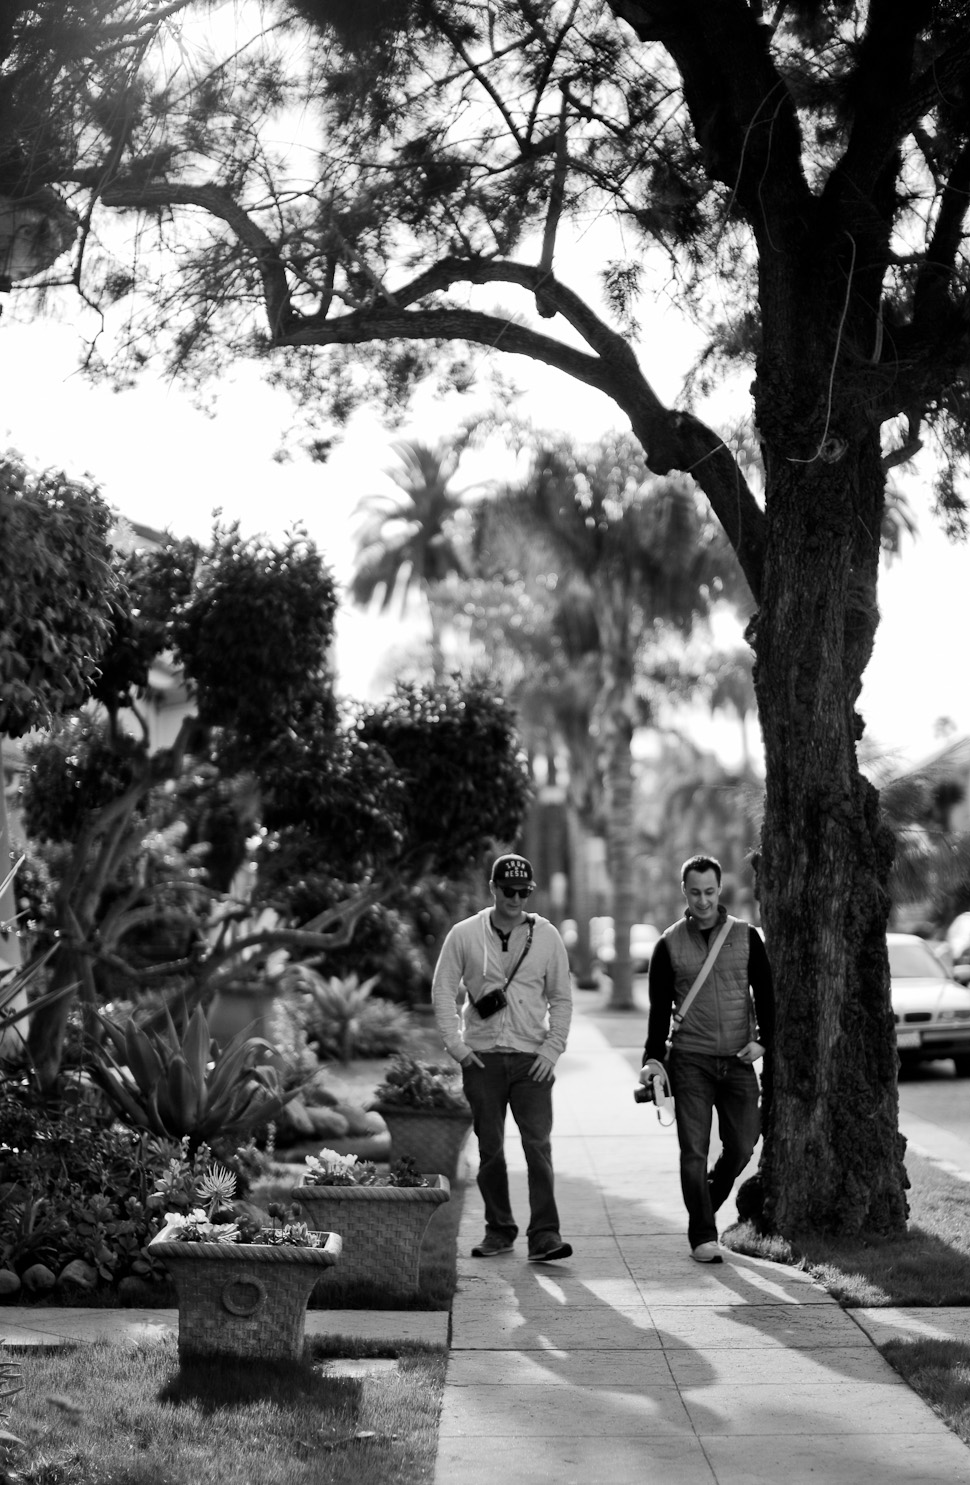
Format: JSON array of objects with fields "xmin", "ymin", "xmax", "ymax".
[{"xmin": 434, "ymin": 985, "xmax": 970, "ymax": 1485}]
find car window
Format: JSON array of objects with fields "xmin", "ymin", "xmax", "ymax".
[{"xmin": 888, "ymin": 940, "xmax": 945, "ymax": 979}]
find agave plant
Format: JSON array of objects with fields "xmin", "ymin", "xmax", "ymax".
[
  {"xmin": 87, "ymin": 1004, "xmax": 303, "ymax": 1148},
  {"xmin": 0, "ymin": 945, "xmax": 76, "ymax": 1046}
]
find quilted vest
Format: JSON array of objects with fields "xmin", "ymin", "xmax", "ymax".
[{"xmin": 664, "ymin": 913, "xmax": 754, "ymax": 1056}]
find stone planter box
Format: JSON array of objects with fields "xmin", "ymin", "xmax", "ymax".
[
  {"xmin": 291, "ymin": 1176, "xmax": 450, "ymax": 1294},
  {"xmin": 149, "ymin": 1232, "xmax": 341, "ymax": 1361},
  {"xmin": 371, "ymin": 1104, "xmax": 473, "ymax": 1182}
]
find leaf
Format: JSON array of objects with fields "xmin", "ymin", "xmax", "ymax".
[
  {"xmin": 180, "ymin": 1006, "xmax": 211, "ymax": 1094},
  {"xmin": 164, "ymin": 1054, "xmax": 203, "ymax": 1133},
  {"xmin": 87, "ymin": 1064, "xmax": 152, "ymax": 1133},
  {"xmin": 146, "ymin": 1080, "xmax": 179, "ymax": 1140},
  {"xmin": 121, "ymin": 1020, "xmax": 165, "ymax": 1095}
]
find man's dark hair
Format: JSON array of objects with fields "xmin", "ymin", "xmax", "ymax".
[{"xmin": 681, "ymin": 853, "xmax": 722, "ymax": 885}]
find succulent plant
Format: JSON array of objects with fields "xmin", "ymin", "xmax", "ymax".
[{"xmin": 88, "ymin": 1004, "xmax": 302, "ymax": 1147}]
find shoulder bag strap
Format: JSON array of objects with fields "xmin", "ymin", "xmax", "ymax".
[
  {"xmin": 473, "ymin": 915, "xmax": 536, "ymax": 1005},
  {"xmin": 670, "ymin": 916, "xmax": 736, "ymax": 1035},
  {"xmin": 502, "ymin": 915, "xmax": 535, "ymax": 991}
]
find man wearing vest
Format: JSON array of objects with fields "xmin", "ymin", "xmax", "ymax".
[
  {"xmin": 642, "ymin": 853, "xmax": 774, "ymax": 1264},
  {"xmin": 432, "ymin": 853, "xmax": 574, "ymax": 1262}
]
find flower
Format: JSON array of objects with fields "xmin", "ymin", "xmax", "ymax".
[
  {"xmin": 370, "ymin": 1055, "xmax": 470, "ymax": 1112},
  {"xmin": 158, "ymin": 1208, "xmax": 242, "ymax": 1243},
  {"xmin": 301, "ymin": 1148, "xmax": 429, "ymax": 1188},
  {"xmin": 303, "ymin": 1149, "xmax": 365, "ymax": 1186}
]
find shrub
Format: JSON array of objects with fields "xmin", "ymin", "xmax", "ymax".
[
  {"xmin": 286, "ymin": 968, "xmax": 412, "ymax": 1062},
  {"xmin": 0, "ymin": 1077, "xmax": 267, "ymax": 1290},
  {"xmin": 371, "ymin": 1054, "xmax": 469, "ymax": 1111}
]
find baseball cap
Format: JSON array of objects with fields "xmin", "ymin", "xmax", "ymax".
[{"xmin": 490, "ymin": 854, "xmax": 537, "ymax": 889}]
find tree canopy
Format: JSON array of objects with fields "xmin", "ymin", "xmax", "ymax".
[
  {"xmin": 5, "ymin": 492, "xmax": 531, "ymax": 1088},
  {"xmin": 11, "ymin": 0, "xmax": 970, "ymax": 1234},
  {"xmin": 0, "ymin": 453, "xmax": 115, "ymax": 737}
]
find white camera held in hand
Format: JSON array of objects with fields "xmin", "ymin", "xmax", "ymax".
[{"xmin": 634, "ymin": 1061, "xmax": 675, "ymax": 1124}]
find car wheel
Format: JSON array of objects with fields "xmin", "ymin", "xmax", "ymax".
[{"xmin": 953, "ymin": 1055, "xmax": 970, "ymax": 1077}]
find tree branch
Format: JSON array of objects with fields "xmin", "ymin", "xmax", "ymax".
[
  {"xmin": 94, "ymin": 176, "xmax": 297, "ymax": 338},
  {"xmin": 82, "ymin": 181, "xmax": 766, "ymax": 596}
]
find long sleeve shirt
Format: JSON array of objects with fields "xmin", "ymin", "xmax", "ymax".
[
  {"xmin": 432, "ymin": 908, "xmax": 573, "ymax": 1065},
  {"xmin": 643, "ymin": 913, "xmax": 774, "ymax": 1065}
]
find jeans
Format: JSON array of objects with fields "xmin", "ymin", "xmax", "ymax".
[
  {"xmin": 669, "ymin": 1047, "xmax": 761, "ymax": 1248},
  {"xmin": 461, "ymin": 1052, "xmax": 561, "ymax": 1246}
]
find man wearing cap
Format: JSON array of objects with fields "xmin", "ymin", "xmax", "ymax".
[{"xmin": 432, "ymin": 853, "xmax": 574, "ymax": 1261}]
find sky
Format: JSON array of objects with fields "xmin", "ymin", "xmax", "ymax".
[{"xmin": 2, "ymin": 306, "xmax": 968, "ymax": 776}]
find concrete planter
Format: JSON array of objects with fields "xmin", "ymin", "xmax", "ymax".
[
  {"xmin": 291, "ymin": 1176, "xmax": 450, "ymax": 1295},
  {"xmin": 149, "ymin": 1232, "xmax": 341, "ymax": 1361},
  {"xmin": 371, "ymin": 1104, "xmax": 473, "ymax": 1182}
]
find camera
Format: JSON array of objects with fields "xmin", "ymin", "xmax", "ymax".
[
  {"xmin": 475, "ymin": 987, "xmax": 508, "ymax": 1019},
  {"xmin": 634, "ymin": 1067, "xmax": 675, "ymax": 1120}
]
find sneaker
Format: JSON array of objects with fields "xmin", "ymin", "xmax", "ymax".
[
  {"xmin": 690, "ymin": 1241, "xmax": 723, "ymax": 1264},
  {"xmin": 471, "ymin": 1234, "xmax": 515, "ymax": 1258},
  {"xmin": 527, "ymin": 1236, "xmax": 573, "ymax": 1263}
]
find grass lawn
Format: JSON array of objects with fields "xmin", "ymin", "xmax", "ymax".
[
  {"xmin": 724, "ymin": 1150, "xmax": 970, "ymax": 1306},
  {"xmin": 1, "ymin": 1333, "xmax": 446, "ymax": 1485},
  {"xmin": 724, "ymin": 1149, "xmax": 970, "ymax": 1447}
]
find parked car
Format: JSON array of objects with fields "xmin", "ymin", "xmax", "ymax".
[
  {"xmin": 890, "ymin": 932, "xmax": 970, "ymax": 1074},
  {"xmin": 946, "ymin": 912, "xmax": 970, "ymax": 986},
  {"xmin": 596, "ymin": 921, "xmax": 660, "ymax": 976}
]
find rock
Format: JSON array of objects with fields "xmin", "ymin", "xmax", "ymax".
[
  {"xmin": 0, "ymin": 1268, "xmax": 21, "ymax": 1297},
  {"xmin": 306, "ymin": 1107, "xmax": 350, "ymax": 1138},
  {"xmin": 56, "ymin": 1259, "xmax": 98, "ymax": 1293},
  {"xmin": 339, "ymin": 1103, "xmax": 384, "ymax": 1137},
  {"xmin": 117, "ymin": 1275, "xmax": 156, "ymax": 1306},
  {"xmin": 278, "ymin": 1094, "xmax": 316, "ymax": 1138},
  {"xmin": 304, "ymin": 1077, "xmax": 339, "ymax": 1108},
  {"xmin": 21, "ymin": 1263, "xmax": 56, "ymax": 1294},
  {"xmin": 340, "ymin": 1104, "xmax": 386, "ymax": 1134}
]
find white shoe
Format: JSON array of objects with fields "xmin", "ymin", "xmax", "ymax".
[{"xmin": 691, "ymin": 1241, "xmax": 723, "ymax": 1264}]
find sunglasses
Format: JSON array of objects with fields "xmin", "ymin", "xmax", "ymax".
[{"xmin": 498, "ymin": 886, "xmax": 533, "ymax": 900}]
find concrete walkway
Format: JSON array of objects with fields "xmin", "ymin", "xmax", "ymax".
[{"xmin": 434, "ymin": 988, "xmax": 970, "ymax": 1485}]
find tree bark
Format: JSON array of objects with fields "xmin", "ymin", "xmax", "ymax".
[
  {"xmin": 752, "ymin": 429, "xmax": 907, "ymax": 1238},
  {"xmin": 603, "ymin": 718, "xmax": 638, "ymax": 1011},
  {"xmin": 565, "ymin": 803, "xmax": 599, "ymax": 988}
]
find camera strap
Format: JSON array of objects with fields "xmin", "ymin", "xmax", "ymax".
[
  {"xmin": 670, "ymin": 916, "xmax": 736, "ymax": 1035},
  {"xmin": 472, "ymin": 914, "xmax": 536, "ymax": 1011},
  {"xmin": 501, "ymin": 915, "xmax": 535, "ymax": 992}
]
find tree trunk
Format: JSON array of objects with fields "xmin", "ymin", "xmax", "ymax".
[
  {"xmin": 603, "ymin": 719, "xmax": 637, "ymax": 1011},
  {"xmin": 0, "ymin": 740, "xmax": 26, "ymax": 1058},
  {"xmin": 565, "ymin": 801, "xmax": 598, "ymax": 987},
  {"xmin": 752, "ymin": 433, "xmax": 907, "ymax": 1238}
]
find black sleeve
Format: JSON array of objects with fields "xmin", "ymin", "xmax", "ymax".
[
  {"xmin": 748, "ymin": 927, "xmax": 775, "ymax": 1050},
  {"xmin": 643, "ymin": 936, "xmax": 674, "ymax": 1065}
]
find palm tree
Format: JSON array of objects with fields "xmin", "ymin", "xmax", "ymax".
[
  {"xmin": 446, "ymin": 570, "xmax": 607, "ymax": 984},
  {"xmin": 706, "ymin": 644, "xmax": 758, "ymax": 773},
  {"xmin": 473, "ymin": 434, "xmax": 749, "ymax": 1010},
  {"xmin": 350, "ymin": 436, "xmax": 477, "ymax": 679}
]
